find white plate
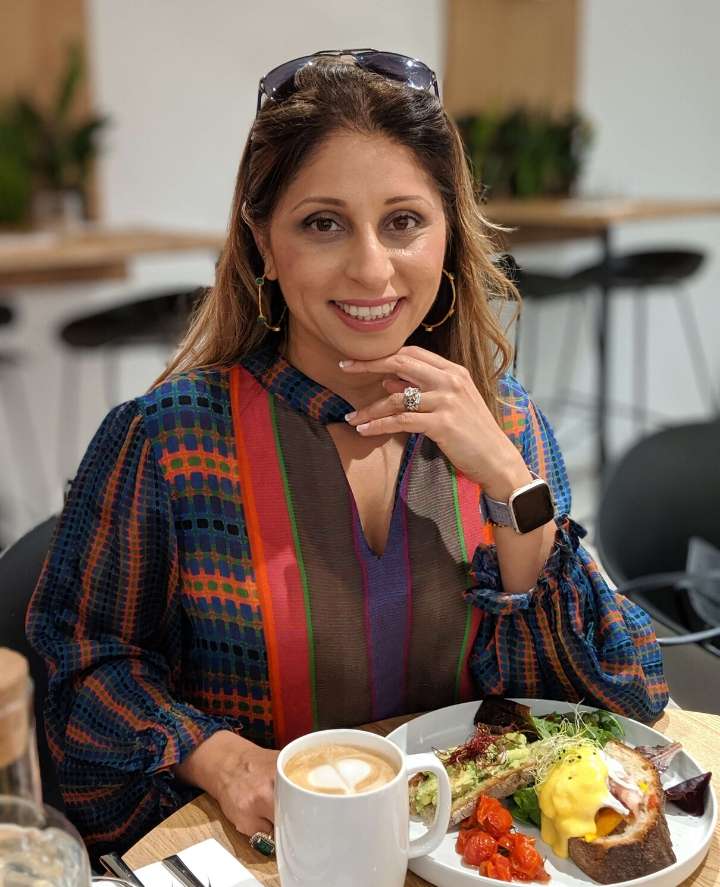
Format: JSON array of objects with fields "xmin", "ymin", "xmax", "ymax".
[{"xmin": 387, "ymin": 699, "xmax": 716, "ymax": 887}]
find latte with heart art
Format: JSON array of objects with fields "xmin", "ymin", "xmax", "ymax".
[{"xmin": 284, "ymin": 744, "xmax": 398, "ymax": 795}]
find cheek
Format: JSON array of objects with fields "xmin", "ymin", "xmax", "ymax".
[
  {"xmin": 273, "ymin": 241, "xmax": 335, "ymax": 303},
  {"xmin": 401, "ymin": 233, "xmax": 446, "ymax": 290}
]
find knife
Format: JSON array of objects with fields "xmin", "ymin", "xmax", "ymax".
[
  {"xmin": 161, "ymin": 854, "xmax": 208, "ymax": 887},
  {"xmin": 98, "ymin": 852, "xmax": 146, "ymax": 887}
]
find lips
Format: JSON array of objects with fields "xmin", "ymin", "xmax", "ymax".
[
  {"xmin": 334, "ymin": 299, "xmax": 398, "ymax": 320},
  {"xmin": 331, "ymin": 296, "xmax": 404, "ymax": 330},
  {"xmin": 330, "ymin": 297, "xmax": 405, "ymax": 331}
]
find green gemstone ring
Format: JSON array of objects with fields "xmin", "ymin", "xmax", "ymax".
[{"xmin": 249, "ymin": 831, "xmax": 275, "ymax": 856}]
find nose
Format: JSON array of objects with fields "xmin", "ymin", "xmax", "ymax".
[{"xmin": 344, "ymin": 224, "xmax": 395, "ymax": 293}]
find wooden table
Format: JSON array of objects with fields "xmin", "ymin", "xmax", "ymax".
[
  {"xmin": 124, "ymin": 708, "xmax": 720, "ymax": 887},
  {"xmin": 0, "ymin": 226, "xmax": 225, "ymax": 287},
  {"xmin": 483, "ymin": 197, "xmax": 720, "ymax": 477}
]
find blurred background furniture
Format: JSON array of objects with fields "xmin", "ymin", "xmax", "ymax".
[
  {"xmin": 0, "ymin": 295, "xmax": 50, "ymax": 545},
  {"xmin": 0, "ymin": 229, "xmax": 221, "ymax": 533},
  {"xmin": 0, "ymin": 514, "xmax": 62, "ymax": 809},
  {"xmin": 0, "ymin": 228, "xmax": 224, "ymax": 289},
  {"xmin": 486, "ymin": 197, "xmax": 720, "ymax": 478},
  {"xmin": 596, "ymin": 417, "xmax": 720, "ymax": 713},
  {"xmin": 57, "ymin": 286, "xmax": 203, "ymax": 480},
  {"xmin": 514, "ymin": 267, "xmax": 591, "ymax": 420},
  {"xmin": 516, "ymin": 247, "xmax": 717, "ymax": 437},
  {"xmin": 573, "ymin": 249, "xmax": 716, "ymax": 433}
]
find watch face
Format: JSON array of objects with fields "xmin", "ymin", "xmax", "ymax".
[{"xmin": 511, "ymin": 481, "xmax": 555, "ymax": 534}]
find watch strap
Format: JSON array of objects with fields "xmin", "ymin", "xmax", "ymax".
[
  {"xmin": 480, "ymin": 471, "xmax": 551, "ymax": 532},
  {"xmin": 479, "ymin": 491, "xmax": 514, "ymax": 527}
]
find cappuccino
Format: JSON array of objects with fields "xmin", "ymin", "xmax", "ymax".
[{"xmin": 284, "ymin": 743, "xmax": 397, "ymax": 795}]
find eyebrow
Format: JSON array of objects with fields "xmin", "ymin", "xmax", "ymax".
[{"xmin": 291, "ymin": 195, "xmax": 430, "ymax": 211}]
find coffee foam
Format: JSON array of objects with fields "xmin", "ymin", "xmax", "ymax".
[{"xmin": 285, "ymin": 743, "xmax": 397, "ymax": 796}]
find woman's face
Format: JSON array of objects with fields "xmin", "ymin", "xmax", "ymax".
[{"xmin": 260, "ymin": 130, "xmax": 447, "ymax": 364}]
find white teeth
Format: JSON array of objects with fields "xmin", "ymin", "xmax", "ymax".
[{"xmin": 335, "ymin": 300, "xmax": 398, "ymax": 320}]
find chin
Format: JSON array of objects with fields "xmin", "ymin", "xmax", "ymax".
[{"xmin": 337, "ymin": 335, "xmax": 408, "ymax": 362}]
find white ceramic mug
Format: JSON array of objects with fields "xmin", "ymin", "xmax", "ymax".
[{"xmin": 275, "ymin": 728, "xmax": 451, "ymax": 887}]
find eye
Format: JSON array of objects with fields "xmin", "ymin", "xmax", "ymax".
[
  {"xmin": 303, "ymin": 215, "xmax": 343, "ymax": 233},
  {"xmin": 387, "ymin": 213, "xmax": 421, "ymax": 232}
]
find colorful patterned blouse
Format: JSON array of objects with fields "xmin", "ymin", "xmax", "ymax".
[{"xmin": 26, "ymin": 345, "xmax": 668, "ymax": 856}]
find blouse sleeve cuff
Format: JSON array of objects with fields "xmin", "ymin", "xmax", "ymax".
[
  {"xmin": 463, "ymin": 515, "xmax": 586, "ymax": 616},
  {"xmin": 137, "ymin": 702, "xmax": 243, "ymax": 814}
]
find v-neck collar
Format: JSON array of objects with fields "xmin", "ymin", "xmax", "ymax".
[{"xmin": 241, "ymin": 344, "xmax": 354, "ymax": 424}]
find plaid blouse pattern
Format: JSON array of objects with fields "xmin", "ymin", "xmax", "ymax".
[{"xmin": 27, "ymin": 348, "xmax": 668, "ymax": 857}]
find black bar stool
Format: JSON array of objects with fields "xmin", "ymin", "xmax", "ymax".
[
  {"xmin": 574, "ymin": 249, "xmax": 715, "ymax": 432},
  {"xmin": 57, "ymin": 287, "xmax": 204, "ymax": 479},
  {"xmin": 516, "ymin": 249, "xmax": 716, "ymax": 440}
]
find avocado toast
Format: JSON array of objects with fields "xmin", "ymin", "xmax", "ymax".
[{"xmin": 409, "ymin": 726, "xmax": 538, "ymax": 826}]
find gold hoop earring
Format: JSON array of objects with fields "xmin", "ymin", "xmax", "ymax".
[
  {"xmin": 422, "ymin": 269, "xmax": 456, "ymax": 332},
  {"xmin": 256, "ymin": 276, "xmax": 287, "ymax": 332}
]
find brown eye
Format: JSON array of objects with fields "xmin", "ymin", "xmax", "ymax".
[
  {"xmin": 304, "ymin": 216, "xmax": 342, "ymax": 233},
  {"xmin": 389, "ymin": 214, "xmax": 420, "ymax": 232}
]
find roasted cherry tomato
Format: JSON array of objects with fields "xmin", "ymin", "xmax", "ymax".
[
  {"xmin": 455, "ymin": 827, "xmax": 471, "ymax": 855},
  {"xmin": 462, "ymin": 830, "xmax": 498, "ymax": 866},
  {"xmin": 510, "ymin": 834, "xmax": 550, "ymax": 882},
  {"xmin": 482, "ymin": 852, "xmax": 513, "ymax": 882},
  {"xmin": 476, "ymin": 797, "xmax": 513, "ymax": 838},
  {"xmin": 497, "ymin": 833, "xmax": 515, "ymax": 853}
]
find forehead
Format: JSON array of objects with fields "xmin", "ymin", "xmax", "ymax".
[{"xmin": 276, "ymin": 130, "xmax": 442, "ymax": 210}]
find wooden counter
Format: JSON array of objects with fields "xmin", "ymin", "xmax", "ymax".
[{"xmin": 0, "ymin": 227, "xmax": 225, "ymax": 287}]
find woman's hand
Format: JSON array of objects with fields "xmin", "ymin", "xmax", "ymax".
[
  {"xmin": 342, "ymin": 346, "xmax": 557, "ymax": 593},
  {"xmin": 341, "ymin": 345, "xmax": 530, "ymax": 499},
  {"xmin": 175, "ymin": 730, "xmax": 279, "ymax": 837}
]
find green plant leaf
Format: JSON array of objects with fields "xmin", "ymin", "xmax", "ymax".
[{"xmin": 55, "ymin": 43, "xmax": 84, "ymax": 122}]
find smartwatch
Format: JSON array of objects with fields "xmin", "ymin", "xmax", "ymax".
[{"xmin": 480, "ymin": 473, "xmax": 555, "ymax": 534}]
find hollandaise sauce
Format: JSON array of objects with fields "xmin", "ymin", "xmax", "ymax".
[{"xmin": 537, "ymin": 746, "xmax": 616, "ymax": 857}]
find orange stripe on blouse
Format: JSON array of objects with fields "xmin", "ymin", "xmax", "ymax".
[
  {"xmin": 230, "ymin": 367, "xmax": 315, "ymax": 746},
  {"xmin": 455, "ymin": 473, "xmax": 494, "ymax": 701}
]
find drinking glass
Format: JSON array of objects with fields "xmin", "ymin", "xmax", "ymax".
[{"xmin": 0, "ymin": 796, "xmax": 92, "ymax": 887}]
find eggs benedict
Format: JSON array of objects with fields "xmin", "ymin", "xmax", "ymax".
[
  {"xmin": 538, "ymin": 740, "xmax": 676, "ymax": 883},
  {"xmin": 537, "ymin": 744, "xmax": 631, "ymax": 856}
]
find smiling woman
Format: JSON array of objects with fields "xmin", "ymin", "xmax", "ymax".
[{"xmin": 26, "ymin": 51, "xmax": 669, "ymax": 860}]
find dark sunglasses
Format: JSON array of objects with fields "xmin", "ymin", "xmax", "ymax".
[{"xmin": 256, "ymin": 48, "xmax": 440, "ymax": 114}]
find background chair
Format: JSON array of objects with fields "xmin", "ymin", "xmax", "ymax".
[
  {"xmin": 574, "ymin": 249, "xmax": 716, "ymax": 431},
  {"xmin": 0, "ymin": 514, "xmax": 61, "ymax": 808},
  {"xmin": 57, "ymin": 286, "xmax": 203, "ymax": 480},
  {"xmin": 596, "ymin": 417, "xmax": 720, "ymax": 713},
  {"xmin": 514, "ymin": 267, "xmax": 592, "ymax": 427},
  {"xmin": 516, "ymin": 248, "xmax": 716, "ymax": 436}
]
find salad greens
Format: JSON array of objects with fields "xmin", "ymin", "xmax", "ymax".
[
  {"xmin": 509, "ymin": 786, "xmax": 541, "ymax": 827},
  {"xmin": 472, "ymin": 699, "xmax": 625, "ymax": 829},
  {"xmin": 531, "ymin": 709, "xmax": 624, "ymax": 746}
]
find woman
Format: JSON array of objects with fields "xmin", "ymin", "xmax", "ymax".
[{"xmin": 27, "ymin": 50, "xmax": 668, "ymax": 857}]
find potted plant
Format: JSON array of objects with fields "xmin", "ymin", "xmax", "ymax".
[
  {"xmin": 0, "ymin": 104, "xmax": 34, "ymax": 226},
  {"xmin": 456, "ymin": 109, "xmax": 593, "ymax": 199},
  {"xmin": 5, "ymin": 43, "xmax": 110, "ymax": 228}
]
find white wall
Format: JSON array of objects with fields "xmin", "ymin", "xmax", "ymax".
[{"xmin": 88, "ymin": 0, "xmax": 445, "ymax": 229}]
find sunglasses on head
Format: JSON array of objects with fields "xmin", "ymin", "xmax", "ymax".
[{"xmin": 256, "ymin": 48, "xmax": 440, "ymax": 115}]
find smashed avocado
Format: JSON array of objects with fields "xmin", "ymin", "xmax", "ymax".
[{"xmin": 410, "ymin": 732, "xmax": 531, "ymax": 814}]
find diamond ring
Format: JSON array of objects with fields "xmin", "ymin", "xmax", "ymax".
[{"xmin": 403, "ymin": 386, "xmax": 422, "ymax": 412}]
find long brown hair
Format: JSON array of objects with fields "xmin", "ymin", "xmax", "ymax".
[{"xmin": 158, "ymin": 59, "xmax": 519, "ymax": 421}]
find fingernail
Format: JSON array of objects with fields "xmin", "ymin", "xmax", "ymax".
[
  {"xmin": 339, "ymin": 360, "xmax": 354, "ymax": 368},
  {"xmin": 356, "ymin": 423, "xmax": 370, "ymax": 432},
  {"xmin": 345, "ymin": 411, "xmax": 357, "ymax": 421}
]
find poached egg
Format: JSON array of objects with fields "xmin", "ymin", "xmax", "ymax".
[{"xmin": 537, "ymin": 745, "xmax": 646, "ymax": 857}]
